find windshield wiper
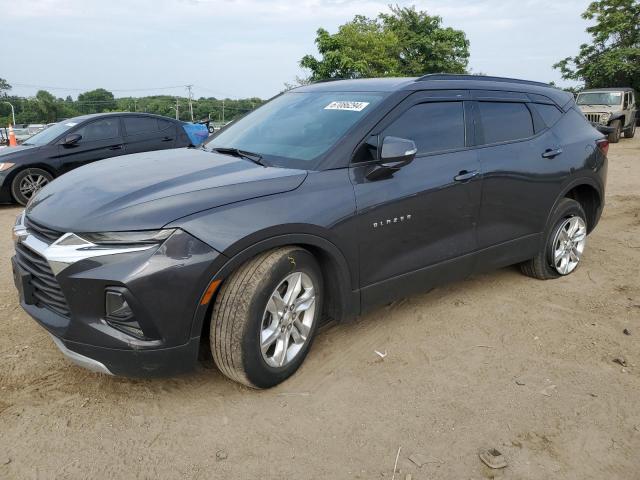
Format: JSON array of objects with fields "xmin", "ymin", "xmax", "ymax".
[{"xmin": 211, "ymin": 147, "xmax": 266, "ymax": 167}]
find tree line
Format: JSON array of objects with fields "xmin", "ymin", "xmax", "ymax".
[{"xmin": 0, "ymin": 82, "xmax": 264, "ymax": 127}]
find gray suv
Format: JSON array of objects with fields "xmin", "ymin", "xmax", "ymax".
[
  {"xmin": 12, "ymin": 75, "xmax": 608, "ymax": 388},
  {"xmin": 576, "ymin": 88, "xmax": 637, "ymax": 143}
]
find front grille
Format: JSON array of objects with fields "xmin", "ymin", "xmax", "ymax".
[
  {"xmin": 14, "ymin": 242, "xmax": 70, "ymax": 317},
  {"xmin": 585, "ymin": 113, "xmax": 602, "ymax": 124},
  {"xmin": 25, "ymin": 217, "xmax": 61, "ymax": 243}
]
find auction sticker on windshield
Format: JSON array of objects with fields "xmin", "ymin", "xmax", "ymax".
[{"xmin": 324, "ymin": 101, "xmax": 370, "ymax": 112}]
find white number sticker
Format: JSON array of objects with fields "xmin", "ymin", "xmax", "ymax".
[{"xmin": 324, "ymin": 101, "xmax": 370, "ymax": 112}]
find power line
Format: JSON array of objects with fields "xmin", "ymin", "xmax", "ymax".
[{"xmin": 12, "ymin": 83, "xmax": 189, "ymax": 92}]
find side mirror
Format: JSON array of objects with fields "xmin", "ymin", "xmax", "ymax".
[
  {"xmin": 62, "ymin": 133, "xmax": 82, "ymax": 146},
  {"xmin": 366, "ymin": 136, "xmax": 417, "ymax": 181}
]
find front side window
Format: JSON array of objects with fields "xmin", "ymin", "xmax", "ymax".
[
  {"xmin": 576, "ymin": 92, "xmax": 623, "ymax": 106},
  {"xmin": 76, "ymin": 118, "xmax": 120, "ymax": 142},
  {"xmin": 206, "ymin": 92, "xmax": 385, "ymax": 168},
  {"xmin": 477, "ymin": 102, "xmax": 533, "ymax": 144},
  {"xmin": 382, "ymin": 102, "xmax": 465, "ymax": 155}
]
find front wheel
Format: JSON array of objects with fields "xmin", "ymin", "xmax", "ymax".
[
  {"xmin": 520, "ymin": 198, "xmax": 587, "ymax": 280},
  {"xmin": 608, "ymin": 119, "xmax": 622, "ymax": 143},
  {"xmin": 11, "ymin": 168, "xmax": 53, "ymax": 206},
  {"xmin": 210, "ymin": 247, "xmax": 322, "ymax": 388},
  {"xmin": 624, "ymin": 120, "xmax": 636, "ymax": 138}
]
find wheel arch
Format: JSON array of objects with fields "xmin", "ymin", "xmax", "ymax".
[
  {"xmin": 6, "ymin": 164, "xmax": 57, "ymax": 202},
  {"xmin": 192, "ymin": 233, "xmax": 360, "ymax": 344},
  {"xmin": 549, "ymin": 178, "xmax": 603, "ymax": 234}
]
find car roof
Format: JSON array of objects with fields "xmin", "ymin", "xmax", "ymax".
[
  {"xmin": 295, "ymin": 74, "xmax": 573, "ymax": 107},
  {"xmin": 64, "ymin": 112, "xmax": 181, "ymax": 123}
]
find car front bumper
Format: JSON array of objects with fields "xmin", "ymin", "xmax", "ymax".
[{"xmin": 12, "ymin": 214, "xmax": 225, "ymax": 377}]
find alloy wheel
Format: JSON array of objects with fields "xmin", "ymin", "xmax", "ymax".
[
  {"xmin": 260, "ymin": 271, "xmax": 316, "ymax": 368},
  {"xmin": 20, "ymin": 174, "xmax": 49, "ymax": 199},
  {"xmin": 552, "ymin": 216, "xmax": 587, "ymax": 275}
]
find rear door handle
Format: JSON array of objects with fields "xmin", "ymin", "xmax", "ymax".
[
  {"xmin": 161, "ymin": 137, "xmax": 174, "ymax": 142},
  {"xmin": 454, "ymin": 170, "xmax": 480, "ymax": 182},
  {"xmin": 542, "ymin": 148, "xmax": 563, "ymax": 159},
  {"xmin": 109, "ymin": 144, "xmax": 124, "ymax": 151}
]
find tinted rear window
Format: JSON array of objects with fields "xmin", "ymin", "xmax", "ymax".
[
  {"xmin": 478, "ymin": 102, "xmax": 534, "ymax": 144},
  {"xmin": 383, "ymin": 102, "xmax": 465, "ymax": 155}
]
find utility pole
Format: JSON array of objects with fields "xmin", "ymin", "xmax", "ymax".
[
  {"xmin": 222, "ymin": 99, "xmax": 225, "ymax": 123},
  {"xmin": 186, "ymin": 85, "xmax": 194, "ymax": 122},
  {"xmin": 175, "ymin": 98, "xmax": 180, "ymax": 120},
  {"xmin": 2, "ymin": 101, "xmax": 16, "ymax": 126}
]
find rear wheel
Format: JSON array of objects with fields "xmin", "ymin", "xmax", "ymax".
[
  {"xmin": 608, "ymin": 119, "xmax": 622, "ymax": 143},
  {"xmin": 520, "ymin": 198, "xmax": 587, "ymax": 280},
  {"xmin": 624, "ymin": 120, "xmax": 636, "ymax": 138},
  {"xmin": 11, "ymin": 168, "xmax": 53, "ymax": 206},
  {"xmin": 210, "ymin": 247, "xmax": 322, "ymax": 388}
]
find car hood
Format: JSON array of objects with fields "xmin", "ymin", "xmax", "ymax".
[
  {"xmin": 26, "ymin": 148, "xmax": 308, "ymax": 232},
  {"xmin": 0, "ymin": 144, "xmax": 40, "ymax": 159}
]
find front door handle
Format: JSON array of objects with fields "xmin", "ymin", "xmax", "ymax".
[
  {"xmin": 161, "ymin": 137, "xmax": 174, "ymax": 142},
  {"xmin": 542, "ymin": 148, "xmax": 563, "ymax": 159},
  {"xmin": 109, "ymin": 144, "xmax": 124, "ymax": 151},
  {"xmin": 454, "ymin": 170, "xmax": 480, "ymax": 182}
]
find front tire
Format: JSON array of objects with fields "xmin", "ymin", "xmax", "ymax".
[
  {"xmin": 624, "ymin": 120, "xmax": 636, "ymax": 138},
  {"xmin": 210, "ymin": 247, "xmax": 322, "ymax": 388},
  {"xmin": 11, "ymin": 168, "xmax": 53, "ymax": 206},
  {"xmin": 608, "ymin": 119, "xmax": 622, "ymax": 143},
  {"xmin": 520, "ymin": 198, "xmax": 587, "ymax": 280}
]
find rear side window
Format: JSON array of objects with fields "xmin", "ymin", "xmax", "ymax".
[
  {"xmin": 531, "ymin": 103, "xmax": 562, "ymax": 128},
  {"xmin": 383, "ymin": 102, "xmax": 465, "ymax": 155},
  {"xmin": 76, "ymin": 118, "xmax": 120, "ymax": 142},
  {"xmin": 477, "ymin": 102, "xmax": 533, "ymax": 144},
  {"xmin": 157, "ymin": 119, "xmax": 174, "ymax": 130},
  {"xmin": 124, "ymin": 117, "xmax": 159, "ymax": 135}
]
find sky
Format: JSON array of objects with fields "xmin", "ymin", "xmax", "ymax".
[{"xmin": 1, "ymin": 0, "xmax": 593, "ymax": 100}]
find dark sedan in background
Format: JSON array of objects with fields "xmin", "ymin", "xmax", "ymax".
[{"xmin": 0, "ymin": 113, "xmax": 191, "ymax": 205}]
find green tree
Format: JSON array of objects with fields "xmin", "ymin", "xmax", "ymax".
[
  {"xmin": 34, "ymin": 90, "xmax": 58, "ymax": 122},
  {"xmin": 77, "ymin": 88, "xmax": 117, "ymax": 113},
  {"xmin": 554, "ymin": 0, "xmax": 640, "ymax": 91},
  {"xmin": 0, "ymin": 77, "xmax": 11, "ymax": 97},
  {"xmin": 300, "ymin": 5, "xmax": 469, "ymax": 81}
]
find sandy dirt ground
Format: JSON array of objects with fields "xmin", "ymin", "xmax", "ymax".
[{"xmin": 0, "ymin": 136, "xmax": 639, "ymax": 480}]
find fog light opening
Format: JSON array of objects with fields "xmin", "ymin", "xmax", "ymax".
[{"xmin": 105, "ymin": 289, "xmax": 144, "ymax": 338}]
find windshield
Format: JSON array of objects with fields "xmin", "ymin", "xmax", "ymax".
[
  {"xmin": 576, "ymin": 92, "xmax": 623, "ymax": 106},
  {"xmin": 205, "ymin": 91, "xmax": 385, "ymax": 168},
  {"xmin": 22, "ymin": 121, "xmax": 78, "ymax": 146}
]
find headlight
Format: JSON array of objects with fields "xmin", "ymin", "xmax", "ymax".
[
  {"xmin": 78, "ymin": 229, "xmax": 176, "ymax": 246},
  {"xmin": 0, "ymin": 162, "xmax": 15, "ymax": 172},
  {"xmin": 600, "ymin": 112, "xmax": 611, "ymax": 123}
]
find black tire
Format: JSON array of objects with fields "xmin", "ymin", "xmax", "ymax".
[
  {"xmin": 11, "ymin": 168, "xmax": 54, "ymax": 206},
  {"xmin": 520, "ymin": 198, "xmax": 587, "ymax": 280},
  {"xmin": 607, "ymin": 119, "xmax": 622, "ymax": 143},
  {"xmin": 624, "ymin": 120, "xmax": 636, "ymax": 138},
  {"xmin": 210, "ymin": 247, "xmax": 323, "ymax": 388}
]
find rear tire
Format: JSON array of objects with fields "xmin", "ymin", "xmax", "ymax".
[
  {"xmin": 11, "ymin": 168, "xmax": 53, "ymax": 206},
  {"xmin": 608, "ymin": 120, "xmax": 622, "ymax": 143},
  {"xmin": 624, "ymin": 120, "xmax": 636, "ymax": 138},
  {"xmin": 210, "ymin": 247, "xmax": 322, "ymax": 388},
  {"xmin": 520, "ymin": 198, "xmax": 587, "ymax": 280}
]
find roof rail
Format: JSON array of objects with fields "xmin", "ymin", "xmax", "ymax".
[{"xmin": 416, "ymin": 74, "xmax": 553, "ymax": 88}]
